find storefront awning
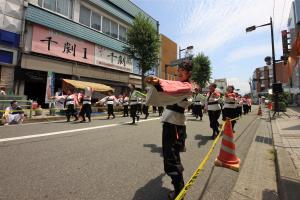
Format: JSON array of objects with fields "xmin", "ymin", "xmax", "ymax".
[{"xmin": 62, "ymin": 79, "xmax": 114, "ymax": 93}]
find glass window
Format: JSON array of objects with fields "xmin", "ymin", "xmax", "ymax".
[
  {"xmin": 79, "ymin": 5, "xmax": 91, "ymax": 27},
  {"xmin": 44, "ymin": 0, "xmax": 56, "ymax": 11},
  {"xmin": 102, "ymin": 17, "xmax": 111, "ymax": 35},
  {"xmin": 57, "ymin": 0, "xmax": 70, "ymax": 17},
  {"xmin": 91, "ymin": 12, "xmax": 101, "ymax": 31},
  {"xmin": 111, "ymin": 20, "xmax": 118, "ymax": 39},
  {"xmin": 119, "ymin": 25, "xmax": 127, "ymax": 42},
  {"xmin": 38, "ymin": 0, "xmax": 43, "ymax": 7}
]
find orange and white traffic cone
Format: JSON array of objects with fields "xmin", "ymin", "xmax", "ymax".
[
  {"xmin": 215, "ymin": 119, "xmax": 240, "ymax": 172},
  {"xmin": 257, "ymin": 105, "xmax": 262, "ymax": 116}
]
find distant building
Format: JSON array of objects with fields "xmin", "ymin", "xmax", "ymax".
[
  {"xmin": 214, "ymin": 78, "xmax": 227, "ymax": 93},
  {"xmin": 1, "ymin": 0, "xmax": 158, "ymax": 107},
  {"xmin": 251, "ymin": 62, "xmax": 289, "ymax": 96},
  {"xmin": 158, "ymin": 34, "xmax": 177, "ymax": 80}
]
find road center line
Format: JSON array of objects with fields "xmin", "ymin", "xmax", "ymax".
[{"xmin": 0, "ymin": 118, "xmax": 160, "ymax": 143}]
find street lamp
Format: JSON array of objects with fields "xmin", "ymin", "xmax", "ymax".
[
  {"xmin": 179, "ymin": 45, "xmax": 193, "ymax": 59},
  {"xmin": 246, "ymin": 17, "xmax": 279, "ymax": 115}
]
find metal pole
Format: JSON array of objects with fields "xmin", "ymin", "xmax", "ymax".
[
  {"xmin": 165, "ymin": 64, "xmax": 168, "ymax": 80},
  {"xmin": 179, "ymin": 46, "xmax": 181, "ymax": 59},
  {"xmin": 270, "ymin": 17, "xmax": 279, "ymax": 114},
  {"xmin": 270, "ymin": 17, "xmax": 276, "ymax": 83}
]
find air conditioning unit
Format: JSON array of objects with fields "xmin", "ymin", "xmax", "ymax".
[{"xmin": 0, "ymin": 46, "xmax": 18, "ymax": 66}]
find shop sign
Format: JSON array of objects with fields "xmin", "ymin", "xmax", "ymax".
[
  {"xmin": 95, "ymin": 45, "xmax": 133, "ymax": 73},
  {"xmin": 31, "ymin": 24, "xmax": 94, "ymax": 64}
]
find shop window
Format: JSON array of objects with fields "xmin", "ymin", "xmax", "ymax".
[
  {"xmin": 91, "ymin": 12, "xmax": 101, "ymax": 31},
  {"xmin": 119, "ymin": 25, "xmax": 127, "ymax": 42},
  {"xmin": 79, "ymin": 5, "xmax": 91, "ymax": 27},
  {"xmin": 102, "ymin": 17, "xmax": 111, "ymax": 35},
  {"xmin": 38, "ymin": 0, "xmax": 73, "ymax": 19},
  {"xmin": 111, "ymin": 20, "xmax": 118, "ymax": 39}
]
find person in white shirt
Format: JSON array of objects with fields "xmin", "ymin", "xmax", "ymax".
[
  {"xmin": 128, "ymin": 84, "xmax": 140, "ymax": 124},
  {"xmin": 3, "ymin": 101, "xmax": 25, "ymax": 125},
  {"xmin": 104, "ymin": 91, "xmax": 117, "ymax": 119},
  {"xmin": 79, "ymin": 87, "xmax": 92, "ymax": 122},
  {"xmin": 205, "ymin": 83, "xmax": 222, "ymax": 139},
  {"xmin": 65, "ymin": 89, "xmax": 79, "ymax": 122},
  {"xmin": 121, "ymin": 94, "xmax": 129, "ymax": 117},
  {"xmin": 145, "ymin": 61, "xmax": 193, "ymax": 199}
]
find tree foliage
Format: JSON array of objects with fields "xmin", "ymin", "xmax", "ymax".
[
  {"xmin": 123, "ymin": 14, "xmax": 160, "ymax": 89},
  {"xmin": 191, "ymin": 53, "xmax": 212, "ymax": 88}
]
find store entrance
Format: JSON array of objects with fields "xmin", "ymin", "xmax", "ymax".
[{"xmin": 24, "ymin": 79, "xmax": 47, "ymax": 108}]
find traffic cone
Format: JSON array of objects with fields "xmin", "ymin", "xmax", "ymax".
[
  {"xmin": 257, "ymin": 105, "xmax": 262, "ymax": 116},
  {"xmin": 215, "ymin": 120, "xmax": 240, "ymax": 172}
]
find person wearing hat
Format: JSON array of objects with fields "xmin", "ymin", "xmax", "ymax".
[
  {"xmin": 204, "ymin": 83, "xmax": 222, "ymax": 139},
  {"xmin": 145, "ymin": 61, "xmax": 193, "ymax": 200},
  {"xmin": 222, "ymin": 85, "xmax": 237, "ymax": 132},
  {"xmin": 193, "ymin": 87, "xmax": 204, "ymax": 120},
  {"xmin": 65, "ymin": 89, "xmax": 79, "ymax": 122}
]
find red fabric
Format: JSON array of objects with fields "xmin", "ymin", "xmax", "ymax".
[{"xmin": 159, "ymin": 79, "xmax": 192, "ymax": 95}]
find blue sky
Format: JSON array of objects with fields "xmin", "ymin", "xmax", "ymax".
[{"xmin": 131, "ymin": 0, "xmax": 292, "ymax": 94}]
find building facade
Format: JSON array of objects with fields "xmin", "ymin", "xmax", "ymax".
[
  {"xmin": 158, "ymin": 34, "xmax": 177, "ymax": 80},
  {"xmin": 0, "ymin": 0, "xmax": 23, "ymax": 94},
  {"xmin": 8, "ymin": 0, "xmax": 158, "ymax": 106},
  {"xmin": 252, "ymin": 62, "xmax": 289, "ymax": 95},
  {"xmin": 214, "ymin": 78, "xmax": 227, "ymax": 94}
]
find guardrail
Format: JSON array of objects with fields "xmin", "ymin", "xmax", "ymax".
[{"xmin": 0, "ymin": 99, "xmax": 33, "ymax": 118}]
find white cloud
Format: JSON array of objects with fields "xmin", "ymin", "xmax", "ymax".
[
  {"xmin": 226, "ymin": 77, "xmax": 251, "ymax": 94},
  {"xmin": 176, "ymin": 0, "xmax": 293, "ymax": 54}
]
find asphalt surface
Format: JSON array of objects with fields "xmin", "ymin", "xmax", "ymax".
[{"xmin": 0, "ymin": 108, "xmax": 259, "ymax": 200}]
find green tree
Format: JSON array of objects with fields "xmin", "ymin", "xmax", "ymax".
[
  {"xmin": 123, "ymin": 14, "xmax": 160, "ymax": 90},
  {"xmin": 191, "ymin": 53, "xmax": 212, "ymax": 87}
]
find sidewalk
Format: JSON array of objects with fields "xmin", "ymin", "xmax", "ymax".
[
  {"xmin": 229, "ymin": 107, "xmax": 278, "ymax": 200},
  {"xmin": 272, "ymin": 107, "xmax": 300, "ymax": 200}
]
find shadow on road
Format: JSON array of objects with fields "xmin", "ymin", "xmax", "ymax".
[
  {"xmin": 194, "ymin": 135, "xmax": 211, "ymax": 147},
  {"xmin": 283, "ymin": 124, "xmax": 300, "ymax": 130},
  {"xmin": 143, "ymin": 144, "xmax": 162, "ymax": 157},
  {"xmin": 262, "ymin": 189, "xmax": 279, "ymax": 200},
  {"xmin": 132, "ymin": 173, "xmax": 170, "ymax": 200}
]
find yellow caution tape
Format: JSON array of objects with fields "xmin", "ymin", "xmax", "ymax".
[{"xmin": 175, "ymin": 122, "xmax": 226, "ymax": 200}]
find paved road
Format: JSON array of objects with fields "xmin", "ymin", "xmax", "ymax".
[{"xmin": 0, "ymin": 107, "xmax": 260, "ymax": 200}]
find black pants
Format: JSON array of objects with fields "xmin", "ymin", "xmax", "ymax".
[
  {"xmin": 130, "ymin": 104, "xmax": 139, "ymax": 123},
  {"xmin": 193, "ymin": 105, "xmax": 203, "ymax": 119},
  {"xmin": 243, "ymin": 105, "xmax": 249, "ymax": 115},
  {"xmin": 153, "ymin": 106, "xmax": 157, "ymax": 113},
  {"xmin": 222, "ymin": 108, "xmax": 236, "ymax": 130},
  {"xmin": 137, "ymin": 103, "xmax": 142, "ymax": 114},
  {"xmin": 249, "ymin": 105, "xmax": 252, "ymax": 112},
  {"xmin": 107, "ymin": 104, "xmax": 115, "ymax": 118},
  {"xmin": 236, "ymin": 106, "xmax": 242, "ymax": 117},
  {"xmin": 162, "ymin": 122, "xmax": 185, "ymax": 196},
  {"xmin": 142, "ymin": 105, "xmax": 149, "ymax": 118},
  {"xmin": 66, "ymin": 104, "xmax": 78, "ymax": 121},
  {"xmin": 123, "ymin": 105, "xmax": 129, "ymax": 117},
  {"xmin": 158, "ymin": 106, "xmax": 164, "ymax": 116},
  {"xmin": 79, "ymin": 104, "xmax": 91, "ymax": 121},
  {"xmin": 208, "ymin": 110, "xmax": 221, "ymax": 135}
]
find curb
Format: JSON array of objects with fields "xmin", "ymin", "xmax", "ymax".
[
  {"xmin": 271, "ymin": 118, "xmax": 300, "ymax": 200},
  {"xmin": 2, "ymin": 112, "xmax": 126, "ymax": 125}
]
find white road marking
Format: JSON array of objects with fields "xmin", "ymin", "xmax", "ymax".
[{"xmin": 0, "ymin": 118, "xmax": 160, "ymax": 143}]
